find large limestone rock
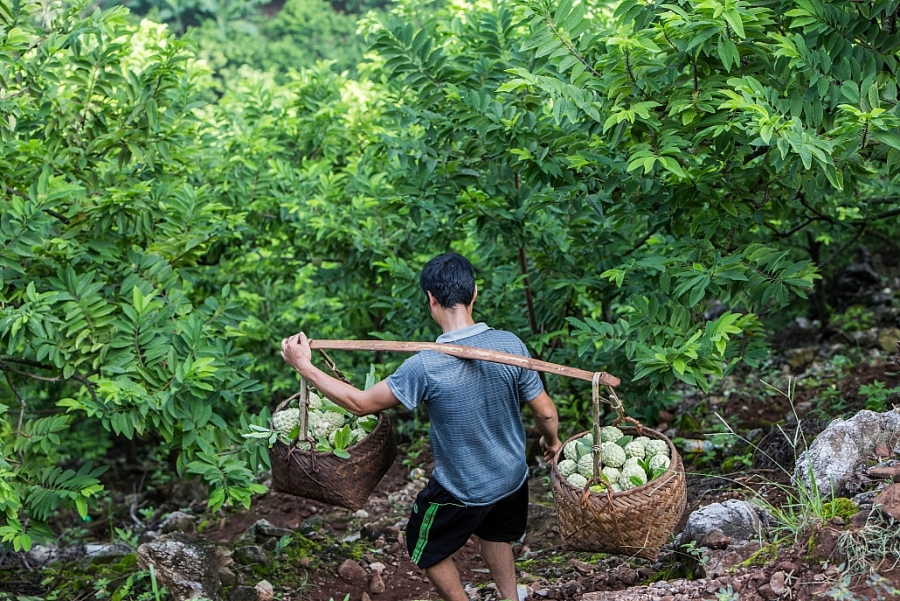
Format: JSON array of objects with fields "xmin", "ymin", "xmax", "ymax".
[
  {"xmin": 677, "ymin": 500, "xmax": 764, "ymax": 548},
  {"xmin": 794, "ymin": 409, "xmax": 900, "ymax": 494},
  {"xmin": 137, "ymin": 532, "xmax": 220, "ymax": 601}
]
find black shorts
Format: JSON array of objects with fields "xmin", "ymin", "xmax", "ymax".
[{"xmin": 405, "ymin": 478, "xmax": 528, "ymax": 569}]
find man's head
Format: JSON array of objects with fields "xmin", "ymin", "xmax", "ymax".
[{"xmin": 420, "ymin": 252, "xmax": 476, "ymax": 309}]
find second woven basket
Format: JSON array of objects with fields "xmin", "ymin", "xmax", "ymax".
[{"xmin": 550, "ymin": 426, "xmax": 687, "ymax": 560}]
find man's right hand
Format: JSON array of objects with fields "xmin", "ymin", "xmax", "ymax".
[{"xmin": 280, "ymin": 332, "xmax": 313, "ymax": 377}]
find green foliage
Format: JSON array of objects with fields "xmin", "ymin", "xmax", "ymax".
[
  {"xmin": 40, "ymin": 554, "xmax": 169, "ymax": 601},
  {"xmin": 190, "ymin": 0, "xmax": 367, "ymax": 84},
  {"xmin": 0, "ymin": 1, "xmax": 263, "ymax": 546},
  {"xmin": 3, "ymin": 0, "xmax": 900, "ymax": 545},
  {"xmin": 822, "ymin": 497, "xmax": 858, "ymax": 522},
  {"xmin": 858, "ymin": 380, "xmax": 900, "ymax": 412}
]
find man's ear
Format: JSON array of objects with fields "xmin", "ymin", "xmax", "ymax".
[{"xmin": 426, "ymin": 290, "xmax": 438, "ymax": 308}]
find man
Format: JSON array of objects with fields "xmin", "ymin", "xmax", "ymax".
[{"xmin": 280, "ymin": 252, "xmax": 562, "ymax": 601}]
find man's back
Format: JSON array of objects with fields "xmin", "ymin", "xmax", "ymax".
[{"xmin": 387, "ymin": 323, "xmax": 544, "ymax": 505}]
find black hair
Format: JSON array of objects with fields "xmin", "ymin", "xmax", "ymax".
[{"xmin": 419, "ymin": 252, "xmax": 476, "ymax": 308}]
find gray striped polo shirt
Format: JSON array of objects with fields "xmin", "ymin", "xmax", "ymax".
[{"xmin": 386, "ymin": 323, "xmax": 544, "ymax": 505}]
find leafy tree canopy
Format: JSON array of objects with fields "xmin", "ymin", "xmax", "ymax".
[{"xmin": 1, "ymin": 0, "xmax": 899, "ymax": 549}]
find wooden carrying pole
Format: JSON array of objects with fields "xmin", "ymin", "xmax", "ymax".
[{"xmin": 308, "ymin": 339, "xmax": 621, "ymax": 387}]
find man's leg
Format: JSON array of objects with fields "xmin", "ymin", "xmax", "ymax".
[
  {"xmin": 424, "ymin": 556, "xmax": 469, "ymax": 601},
  {"xmin": 478, "ymin": 538, "xmax": 518, "ymax": 601}
]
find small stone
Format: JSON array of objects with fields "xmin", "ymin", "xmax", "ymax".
[
  {"xmin": 702, "ymin": 530, "xmax": 733, "ymax": 550},
  {"xmin": 877, "ymin": 327, "xmax": 900, "ymax": 353},
  {"xmin": 794, "ymin": 401, "xmax": 813, "ymax": 418},
  {"xmin": 255, "ymin": 580, "xmax": 274, "ymax": 601},
  {"xmin": 616, "ymin": 566, "xmax": 637, "ymax": 585},
  {"xmin": 370, "ymin": 572, "xmax": 385, "ymax": 594},
  {"xmin": 159, "ymin": 511, "xmax": 196, "ymax": 534},
  {"xmin": 874, "ymin": 483, "xmax": 900, "ymax": 520},
  {"xmin": 254, "ymin": 519, "xmax": 292, "ymax": 539},
  {"xmin": 851, "ymin": 509, "xmax": 872, "ymax": 529},
  {"xmin": 219, "ymin": 567, "xmax": 236, "ymax": 586},
  {"xmin": 362, "ymin": 593, "xmax": 372, "ymax": 601},
  {"xmin": 298, "ymin": 557, "xmax": 311, "ymax": 568},
  {"xmin": 338, "ymin": 559, "xmax": 368, "ymax": 587},
  {"xmin": 776, "ymin": 561, "xmax": 798, "ymax": 572},
  {"xmin": 769, "ymin": 571, "xmax": 787, "ymax": 595},
  {"xmin": 875, "ymin": 444, "xmax": 892, "ymax": 458},
  {"xmin": 355, "ymin": 509, "xmax": 370, "ymax": 518},
  {"xmin": 234, "ymin": 545, "xmax": 270, "ymax": 566},
  {"xmin": 868, "ymin": 465, "xmax": 900, "ymax": 480},
  {"xmin": 831, "ymin": 516, "xmax": 845, "ymax": 526},
  {"xmin": 382, "ymin": 526, "xmax": 401, "ymax": 542}
]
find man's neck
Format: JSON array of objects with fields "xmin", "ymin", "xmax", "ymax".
[{"xmin": 433, "ymin": 306, "xmax": 476, "ymax": 334}]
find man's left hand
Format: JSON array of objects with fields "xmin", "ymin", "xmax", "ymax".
[
  {"xmin": 539, "ymin": 436, "xmax": 562, "ymax": 464},
  {"xmin": 280, "ymin": 332, "xmax": 313, "ymax": 375}
]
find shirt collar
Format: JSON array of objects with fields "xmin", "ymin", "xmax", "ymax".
[{"xmin": 436, "ymin": 322, "xmax": 491, "ymax": 343}]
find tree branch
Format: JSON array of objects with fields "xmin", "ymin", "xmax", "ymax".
[{"xmin": 1, "ymin": 368, "xmax": 27, "ymax": 462}]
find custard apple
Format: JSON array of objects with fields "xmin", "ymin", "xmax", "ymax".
[
  {"xmin": 648, "ymin": 454, "xmax": 671, "ymax": 472},
  {"xmin": 624, "ymin": 439, "xmax": 646, "ymax": 460},
  {"xmin": 618, "ymin": 463, "xmax": 648, "ymax": 491},
  {"xmin": 349, "ymin": 428, "xmax": 367, "ymax": 445},
  {"xmin": 644, "ymin": 439, "xmax": 669, "ymax": 458},
  {"xmin": 600, "ymin": 426, "xmax": 624, "ymax": 443},
  {"xmin": 558, "ymin": 459, "xmax": 578, "ymax": 478},
  {"xmin": 599, "ymin": 441, "xmax": 626, "ymax": 468},
  {"xmin": 563, "ymin": 440, "xmax": 581, "ymax": 462},
  {"xmin": 577, "ymin": 454, "xmax": 596, "ymax": 478},
  {"xmin": 273, "ymin": 408, "xmax": 300, "ymax": 434},
  {"xmin": 601, "ymin": 466, "xmax": 621, "ymax": 484},
  {"xmin": 566, "ymin": 473, "xmax": 588, "ymax": 489}
]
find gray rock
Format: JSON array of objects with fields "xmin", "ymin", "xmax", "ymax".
[
  {"xmin": 794, "ymin": 409, "xmax": 900, "ymax": 494},
  {"xmin": 27, "ymin": 544, "xmax": 60, "ymax": 566},
  {"xmin": 677, "ymin": 500, "xmax": 764, "ymax": 548},
  {"xmin": 137, "ymin": 532, "xmax": 220, "ymax": 601},
  {"xmin": 234, "ymin": 545, "xmax": 271, "ymax": 567},
  {"xmin": 86, "ymin": 543, "xmax": 135, "ymax": 561},
  {"xmin": 299, "ymin": 517, "xmax": 324, "ymax": 533},
  {"xmin": 850, "ymin": 329, "xmax": 878, "ymax": 348},
  {"xmin": 253, "ymin": 519, "xmax": 292, "ymax": 540},
  {"xmin": 160, "ymin": 511, "xmax": 197, "ymax": 534}
]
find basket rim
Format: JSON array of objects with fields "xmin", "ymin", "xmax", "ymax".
[
  {"xmin": 552, "ymin": 426, "xmax": 683, "ymax": 498},
  {"xmin": 269, "ymin": 411, "xmax": 391, "ymax": 459}
]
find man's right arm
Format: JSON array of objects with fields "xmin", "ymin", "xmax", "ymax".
[{"xmin": 527, "ymin": 390, "xmax": 562, "ymax": 462}]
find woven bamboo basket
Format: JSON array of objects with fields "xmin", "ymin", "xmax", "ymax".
[
  {"xmin": 268, "ymin": 379, "xmax": 398, "ymax": 511},
  {"xmin": 550, "ymin": 425, "xmax": 686, "ymax": 560}
]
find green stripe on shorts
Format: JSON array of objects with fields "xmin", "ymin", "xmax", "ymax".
[{"xmin": 411, "ymin": 502, "xmax": 439, "ymax": 564}]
